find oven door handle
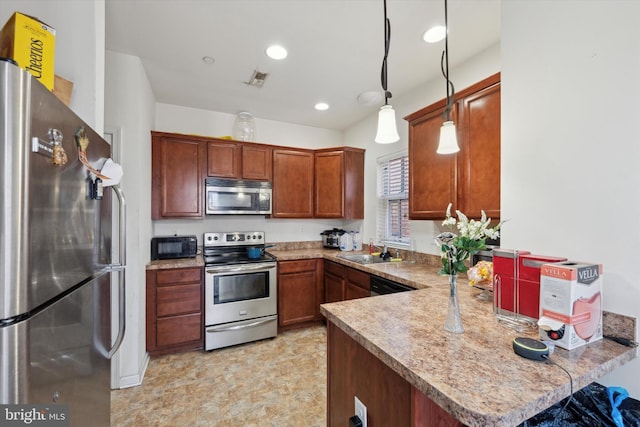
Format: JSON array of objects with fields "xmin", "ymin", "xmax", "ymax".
[
  {"xmin": 206, "ymin": 317, "xmax": 276, "ymax": 333},
  {"xmin": 206, "ymin": 263, "xmax": 276, "ymax": 274}
]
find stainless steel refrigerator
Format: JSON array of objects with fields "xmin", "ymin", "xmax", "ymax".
[{"xmin": 0, "ymin": 59, "xmax": 126, "ymax": 426}]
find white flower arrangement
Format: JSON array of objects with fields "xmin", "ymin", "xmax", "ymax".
[{"xmin": 436, "ymin": 203, "xmax": 503, "ymax": 275}]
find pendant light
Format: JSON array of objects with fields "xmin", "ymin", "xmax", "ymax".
[
  {"xmin": 436, "ymin": 0, "xmax": 460, "ymax": 154},
  {"xmin": 374, "ymin": 0, "xmax": 399, "ymax": 144}
]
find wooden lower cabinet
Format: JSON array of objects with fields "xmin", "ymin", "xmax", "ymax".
[
  {"xmin": 277, "ymin": 259, "xmax": 324, "ymax": 331},
  {"xmin": 324, "ymin": 260, "xmax": 346, "ymax": 303},
  {"xmin": 156, "ymin": 313, "xmax": 201, "ymax": 347},
  {"xmin": 345, "ymin": 267, "xmax": 370, "ymax": 300},
  {"xmin": 327, "ymin": 322, "xmax": 462, "ymax": 427},
  {"xmin": 328, "ymin": 321, "xmax": 410, "ymax": 426},
  {"xmin": 324, "ymin": 260, "xmax": 370, "ymax": 302},
  {"xmin": 146, "ymin": 267, "xmax": 204, "ymax": 356}
]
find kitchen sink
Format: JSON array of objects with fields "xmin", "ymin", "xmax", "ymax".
[{"xmin": 337, "ymin": 254, "xmax": 387, "ymax": 264}]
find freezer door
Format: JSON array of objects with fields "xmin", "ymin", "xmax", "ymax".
[
  {"xmin": 0, "ymin": 273, "xmax": 112, "ymax": 426},
  {"xmin": 0, "ymin": 62, "xmax": 112, "ymax": 320}
]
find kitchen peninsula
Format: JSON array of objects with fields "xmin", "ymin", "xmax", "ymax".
[
  {"xmin": 145, "ymin": 245, "xmax": 637, "ymax": 425},
  {"xmin": 320, "ymin": 272, "xmax": 637, "ymax": 426}
]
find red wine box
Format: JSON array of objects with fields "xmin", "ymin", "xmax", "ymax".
[{"xmin": 538, "ymin": 262, "xmax": 603, "ymax": 350}]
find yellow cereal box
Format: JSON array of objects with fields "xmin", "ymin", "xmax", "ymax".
[{"xmin": 0, "ymin": 12, "xmax": 56, "ymax": 90}]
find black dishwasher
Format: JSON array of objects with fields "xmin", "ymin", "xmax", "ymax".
[{"xmin": 370, "ymin": 275, "xmax": 415, "ymax": 296}]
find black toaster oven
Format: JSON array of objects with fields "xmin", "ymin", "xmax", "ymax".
[{"xmin": 150, "ymin": 235, "xmax": 198, "ymax": 260}]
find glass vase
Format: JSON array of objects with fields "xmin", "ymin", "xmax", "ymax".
[
  {"xmin": 444, "ymin": 274, "xmax": 464, "ymax": 333},
  {"xmin": 232, "ymin": 112, "xmax": 255, "ymax": 141}
]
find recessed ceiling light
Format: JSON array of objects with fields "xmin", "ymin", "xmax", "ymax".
[
  {"xmin": 314, "ymin": 102, "xmax": 329, "ymax": 111},
  {"xmin": 422, "ymin": 25, "xmax": 446, "ymax": 43},
  {"xmin": 266, "ymin": 45, "xmax": 288, "ymax": 60},
  {"xmin": 202, "ymin": 56, "xmax": 215, "ymax": 64}
]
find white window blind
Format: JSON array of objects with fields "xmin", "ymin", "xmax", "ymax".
[{"xmin": 377, "ymin": 151, "xmax": 410, "ymax": 246}]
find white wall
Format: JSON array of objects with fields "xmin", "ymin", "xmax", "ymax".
[
  {"xmin": 104, "ymin": 51, "xmax": 155, "ymax": 388},
  {"xmin": 155, "ymin": 104, "xmax": 341, "ymax": 149},
  {"xmin": 343, "ymin": 43, "xmax": 501, "ymax": 252},
  {"xmin": 0, "ymin": 0, "xmax": 105, "ymax": 130},
  {"xmin": 153, "ymin": 104, "xmax": 349, "ymax": 244},
  {"xmin": 502, "ymin": 1, "xmax": 640, "ymax": 396}
]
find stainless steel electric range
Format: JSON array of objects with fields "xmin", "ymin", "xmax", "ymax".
[{"xmin": 203, "ymin": 231, "xmax": 277, "ymax": 350}]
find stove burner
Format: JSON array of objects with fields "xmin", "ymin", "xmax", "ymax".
[
  {"xmin": 203, "ymin": 250, "xmax": 277, "ymax": 266},
  {"xmin": 203, "ymin": 231, "xmax": 276, "ymax": 266}
]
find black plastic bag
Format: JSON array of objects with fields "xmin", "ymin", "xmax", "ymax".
[{"xmin": 519, "ymin": 383, "xmax": 640, "ymax": 427}]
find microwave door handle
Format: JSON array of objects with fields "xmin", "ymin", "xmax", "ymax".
[
  {"xmin": 206, "ymin": 263, "xmax": 276, "ymax": 274},
  {"xmin": 209, "ymin": 186, "xmax": 260, "ymax": 194}
]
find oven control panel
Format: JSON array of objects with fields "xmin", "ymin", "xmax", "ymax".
[{"xmin": 204, "ymin": 231, "xmax": 265, "ymax": 247}]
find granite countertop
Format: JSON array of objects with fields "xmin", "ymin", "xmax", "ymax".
[
  {"xmin": 145, "ymin": 247, "xmax": 438, "ymax": 288},
  {"xmin": 146, "ymin": 246, "xmax": 637, "ymax": 424},
  {"xmin": 320, "ymin": 282, "xmax": 638, "ymax": 426},
  {"xmin": 146, "ymin": 254, "xmax": 204, "ymax": 270},
  {"xmin": 270, "ymin": 247, "xmax": 441, "ymax": 290}
]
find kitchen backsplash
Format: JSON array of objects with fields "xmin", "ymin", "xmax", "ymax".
[{"xmin": 269, "ymin": 240, "xmax": 441, "ymax": 267}]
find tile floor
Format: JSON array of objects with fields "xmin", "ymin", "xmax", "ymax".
[{"xmin": 111, "ymin": 326, "xmax": 327, "ymax": 427}]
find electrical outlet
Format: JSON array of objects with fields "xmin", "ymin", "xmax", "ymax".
[{"xmin": 354, "ymin": 396, "xmax": 367, "ymax": 427}]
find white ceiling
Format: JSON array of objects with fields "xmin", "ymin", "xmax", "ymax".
[{"xmin": 105, "ymin": 0, "xmax": 500, "ymax": 131}]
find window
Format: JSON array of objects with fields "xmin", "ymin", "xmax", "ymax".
[{"xmin": 377, "ymin": 151, "xmax": 410, "ymax": 246}]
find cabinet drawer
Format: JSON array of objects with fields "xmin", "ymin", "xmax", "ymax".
[
  {"xmin": 325, "ymin": 260, "xmax": 345, "ymax": 277},
  {"xmin": 279, "ymin": 259, "xmax": 318, "ymax": 274},
  {"xmin": 157, "ymin": 283, "xmax": 201, "ymax": 317},
  {"xmin": 156, "ymin": 268, "xmax": 201, "ymax": 285},
  {"xmin": 156, "ymin": 313, "xmax": 202, "ymax": 347},
  {"xmin": 347, "ymin": 268, "xmax": 370, "ymax": 291}
]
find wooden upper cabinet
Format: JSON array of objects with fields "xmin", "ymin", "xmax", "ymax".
[
  {"xmin": 407, "ymin": 105, "xmax": 458, "ymax": 220},
  {"xmin": 405, "ymin": 73, "xmax": 501, "ymax": 220},
  {"xmin": 207, "ymin": 140, "xmax": 272, "ymax": 181},
  {"xmin": 151, "ymin": 132, "xmax": 206, "ymax": 219},
  {"xmin": 207, "ymin": 141, "xmax": 241, "ymax": 178},
  {"xmin": 314, "ymin": 148, "xmax": 365, "ymax": 219},
  {"xmin": 457, "ymin": 82, "xmax": 501, "ymax": 219},
  {"xmin": 272, "ymin": 148, "xmax": 314, "ymax": 218},
  {"xmin": 151, "ymin": 131, "xmax": 364, "ymax": 219},
  {"xmin": 242, "ymin": 144, "xmax": 272, "ymax": 181}
]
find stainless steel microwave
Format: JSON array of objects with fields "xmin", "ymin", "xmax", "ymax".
[{"xmin": 205, "ymin": 178, "xmax": 272, "ymax": 215}]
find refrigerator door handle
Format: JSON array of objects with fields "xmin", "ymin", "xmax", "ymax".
[{"xmin": 108, "ymin": 185, "xmax": 126, "ymax": 358}]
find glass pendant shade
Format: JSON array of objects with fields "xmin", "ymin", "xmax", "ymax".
[
  {"xmin": 437, "ymin": 120, "xmax": 460, "ymax": 154},
  {"xmin": 375, "ymin": 105, "xmax": 400, "ymax": 144}
]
